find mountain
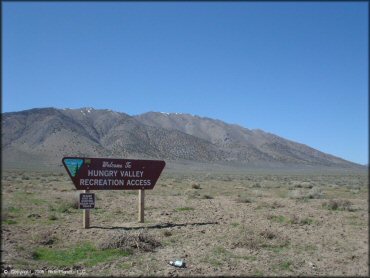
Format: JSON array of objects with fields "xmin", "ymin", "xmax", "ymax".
[
  {"xmin": 1, "ymin": 108, "xmax": 363, "ymax": 170},
  {"xmin": 2, "ymin": 108, "xmax": 224, "ymax": 169},
  {"xmin": 134, "ymin": 112, "xmax": 360, "ymax": 168}
]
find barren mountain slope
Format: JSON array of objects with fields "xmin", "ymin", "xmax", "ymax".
[
  {"xmin": 2, "ymin": 108, "xmax": 224, "ymax": 168},
  {"xmin": 135, "ymin": 112, "xmax": 360, "ymax": 168},
  {"xmin": 2, "ymin": 108, "xmax": 362, "ymax": 169}
]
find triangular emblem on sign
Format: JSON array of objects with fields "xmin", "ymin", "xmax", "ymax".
[{"xmin": 63, "ymin": 158, "xmax": 84, "ymax": 177}]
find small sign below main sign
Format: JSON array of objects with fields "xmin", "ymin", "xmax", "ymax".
[
  {"xmin": 80, "ymin": 193, "xmax": 95, "ymax": 209},
  {"xmin": 62, "ymin": 157, "xmax": 166, "ymax": 190}
]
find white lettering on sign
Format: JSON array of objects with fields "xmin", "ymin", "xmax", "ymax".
[
  {"xmin": 119, "ymin": 171, "xmax": 144, "ymax": 178},
  {"xmin": 126, "ymin": 179, "xmax": 151, "ymax": 186},
  {"xmin": 102, "ymin": 161, "xmax": 123, "ymax": 168},
  {"xmin": 88, "ymin": 170, "xmax": 118, "ymax": 177},
  {"xmin": 81, "ymin": 194, "xmax": 94, "ymax": 204},
  {"xmin": 80, "ymin": 179, "xmax": 125, "ymax": 186}
]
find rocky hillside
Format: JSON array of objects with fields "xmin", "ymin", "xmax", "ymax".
[
  {"xmin": 135, "ymin": 112, "xmax": 360, "ymax": 168},
  {"xmin": 2, "ymin": 108, "xmax": 224, "ymax": 168},
  {"xmin": 2, "ymin": 108, "xmax": 362, "ymax": 169}
]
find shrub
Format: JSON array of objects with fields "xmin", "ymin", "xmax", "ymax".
[
  {"xmin": 33, "ymin": 230, "xmax": 57, "ymax": 245},
  {"xmin": 301, "ymin": 182, "xmax": 313, "ymax": 189},
  {"xmin": 322, "ymin": 199, "xmax": 355, "ymax": 211},
  {"xmin": 267, "ymin": 214, "xmax": 287, "ymax": 224},
  {"xmin": 48, "ymin": 214, "xmax": 58, "ymax": 221},
  {"xmin": 288, "ymin": 215, "xmax": 313, "ymax": 225},
  {"xmin": 57, "ymin": 198, "xmax": 79, "ymax": 213},
  {"xmin": 176, "ymin": 207, "xmax": 194, "ymax": 212},
  {"xmin": 289, "ymin": 214, "xmax": 300, "ymax": 224},
  {"xmin": 201, "ymin": 194, "xmax": 213, "ymax": 199},
  {"xmin": 99, "ymin": 230, "xmax": 160, "ymax": 253},
  {"xmin": 289, "ymin": 187, "xmax": 323, "ymax": 200},
  {"xmin": 271, "ymin": 201, "xmax": 284, "ymax": 209},
  {"xmin": 253, "ymin": 190, "xmax": 264, "ymax": 198},
  {"xmin": 289, "ymin": 189, "xmax": 304, "ymax": 199},
  {"xmin": 191, "ymin": 182, "xmax": 201, "ymax": 189},
  {"xmin": 162, "ymin": 230, "xmax": 172, "ymax": 237},
  {"xmin": 257, "ymin": 201, "xmax": 284, "ymax": 209},
  {"xmin": 2, "ymin": 204, "xmax": 22, "ymax": 220},
  {"xmin": 252, "ymin": 182, "xmax": 261, "ymax": 188},
  {"xmin": 299, "ymin": 218, "xmax": 314, "ymax": 225},
  {"xmin": 233, "ymin": 226, "xmax": 289, "ymax": 250},
  {"xmin": 260, "ymin": 229, "xmax": 276, "ymax": 240},
  {"xmin": 21, "ymin": 175, "xmax": 30, "ymax": 180},
  {"xmin": 307, "ymin": 187, "xmax": 323, "ymax": 199},
  {"xmin": 187, "ymin": 191, "xmax": 200, "ymax": 199},
  {"xmin": 277, "ymin": 261, "xmax": 293, "ymax": 271},
  {"xmin": 27, "ymin": 213, "xmax": 41, "ymax": 219},
  {"xmin": 236, "ymin": 196, "xmax": 253, "ymax": 203}
]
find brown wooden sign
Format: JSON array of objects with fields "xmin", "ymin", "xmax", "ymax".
[{"xmin": 62, "ymin": 157, "xmax": 165, "ymax": 190}]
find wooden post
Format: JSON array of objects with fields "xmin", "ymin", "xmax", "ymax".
[
  {"xmin": 83, "ymin": 190, "xmax": 90, "ymax": 229},
  {"xmin": 138, "ymin": 189, "xmax": 145, "ymax": 223}
]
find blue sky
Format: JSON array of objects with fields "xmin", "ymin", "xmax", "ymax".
[{"xmin": 3, "ymin": 2, "xmax": 368, "ymax": 165}]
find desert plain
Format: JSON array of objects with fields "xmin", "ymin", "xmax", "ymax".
[{"xmin": 1, "ymin": 166, "xmax": 368, "ymax": 276}]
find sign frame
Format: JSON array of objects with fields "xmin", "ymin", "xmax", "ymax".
[{"xmin": 62, "ymin": 157, "xmax": 166, "ymax": 190}]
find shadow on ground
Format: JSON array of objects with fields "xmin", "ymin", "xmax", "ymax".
[{"xmin": 90, "ymin": 221, "xmax": 219, "ymax": 230}]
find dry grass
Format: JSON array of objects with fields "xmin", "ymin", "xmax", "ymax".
[
  {"xmin": 233, "ymin": 225, "xmax": 289, "ymax": 251},
  {"xmin": 2, "ymin": 169, "xmax": 368, "ymax": 276},
  {"xmin": 32, "ymin": 230, "xmax": 57, "ymax": 246},
  {"xmin": 98, "ymin": 229, "xmax": 161, "ymax": 253}
]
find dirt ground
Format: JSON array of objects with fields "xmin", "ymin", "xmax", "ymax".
[{"xmin": 1, "ymin": 168, "xmax": 368, "ymax": 276}]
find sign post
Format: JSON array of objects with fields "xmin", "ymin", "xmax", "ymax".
[
  {"xmin": 80, "ymin": 191, "xmax": 95, "ymax": 228},
  {"xmin": 62, "ymin": 157, "xmax": 165, "ymax": 227},
  {"xmin": 138, "ymin": 189, "xmax": 145, "ymax": 223},
  {"xmin": 83, "ymin": 190, "xmax": 90, "ymax": 229}
]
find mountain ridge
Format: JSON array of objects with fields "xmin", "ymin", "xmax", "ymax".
[
  {"xmin": 134, "ymin": 111, "xmax": 359, "ymax": 167},
  {"xmin": 2, "ymin": 107, "xmax": 364, "ymax": 170}
]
